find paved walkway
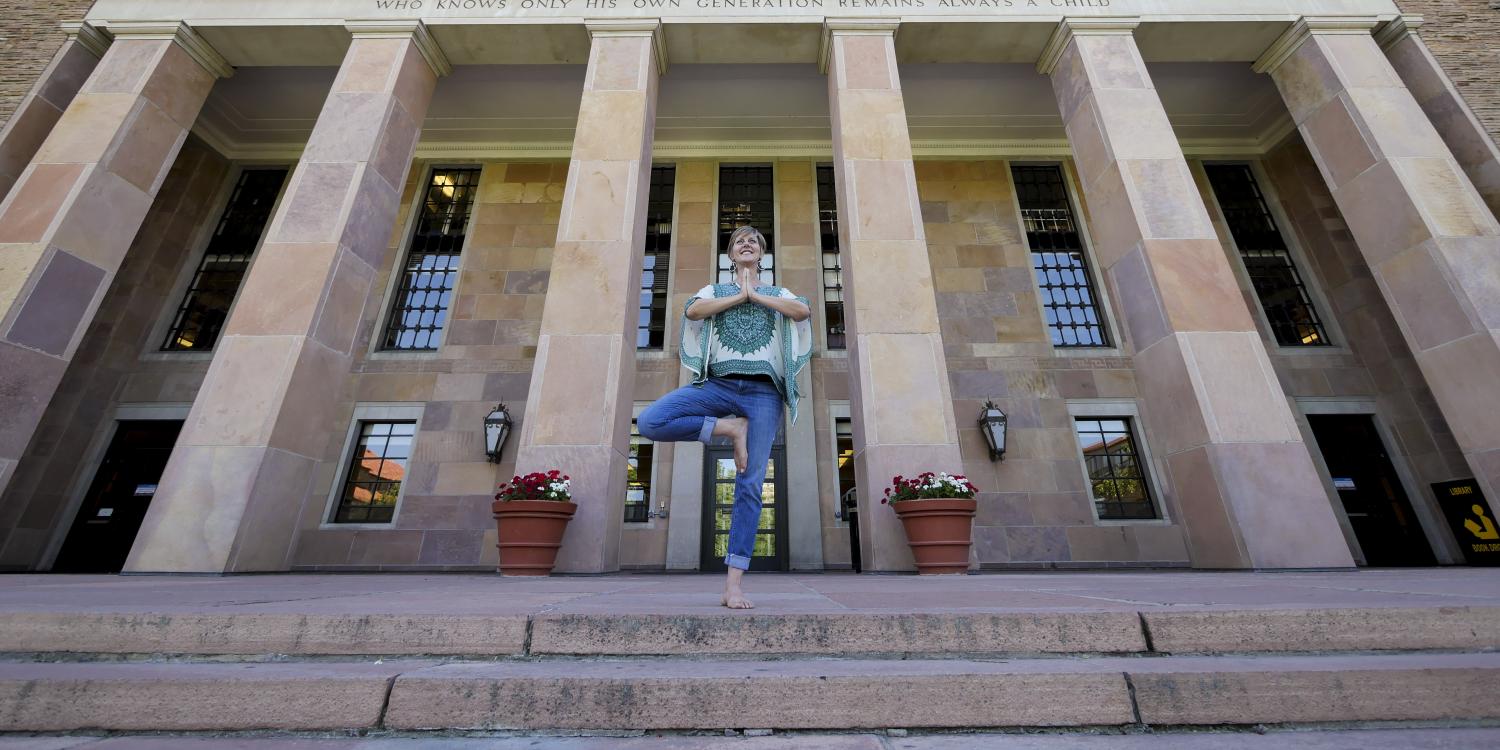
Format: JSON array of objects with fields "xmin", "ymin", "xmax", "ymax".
[
  {"xmin": 0, "ymin": 569, "xmax": 1496, "ymax": 615},
  {"xmin": 3, "ymin": 729, "xmax": 1500, "ymax": 749}
]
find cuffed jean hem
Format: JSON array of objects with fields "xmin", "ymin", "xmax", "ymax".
[
  {"xmin": 698, "ymin": 415, "xmax": 717, "ymax": 445},
  {"xmin": 724, "ymin": 553, "xmax": 751, "ymax": 571}
]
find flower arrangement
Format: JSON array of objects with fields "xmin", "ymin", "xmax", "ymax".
[
  {"xmin": 882, "ymin": 472, "xmax": 978, "ymax": 504},
  {"xmin": 495, "ymin": 470, "xmax": 572, "ymax": 502}
]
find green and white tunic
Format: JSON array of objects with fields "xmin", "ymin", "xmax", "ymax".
[{"xmin": 680, "ymin": 283, "xmax": 814, "ymax": 423}]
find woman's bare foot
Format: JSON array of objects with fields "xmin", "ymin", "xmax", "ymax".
[
  {"xmin": 721, "ymin": 588, "xmax": 754, "ymax": 609},
  {"xmin": 722, "ymin": 567, "xmax": 754, "ymax": 609},
  {"xmin": 712, "ymin": 416, "xmax": 749, "ymax": 475}
]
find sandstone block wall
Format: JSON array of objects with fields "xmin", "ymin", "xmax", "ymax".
[
  {"xmin": 917, "ymin": 160, "xmax": 1193, "ymax": 567},
  {"xmin": 289, "ymin": 161, "xmax": 565, "ymax": 570},
  {"xmin": 0, "ymin": 1, "xmax": 97, "ymax": 128},
  {"xmin": 1395, "ymin": 0, "xmax": 1500, "ymax": 145}
]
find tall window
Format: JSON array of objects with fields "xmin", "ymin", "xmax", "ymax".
[
  {"xmin": 638, "ymin": 165, "xmax": 675, "ymax": 349},
  {"xmin": 717, "ymin": 164, "xmax": 775, "ymax": 285},
  {"xmin": 381, "ymin": 167, "xmax": 481, "ymax": 350},
  {"xmin": 332, "ymin": 421, "xmax": 414, "ymax": 524},
  {"xmin": 1073, "ymin": 417, "xmax": 1157, "ymax": 520},
  {"xmin": 817, "ymin": 164, "xmax": 847, "ymax": 350},
  {"xmin": 625, "ymin": 419, "xmax": 654, "ymax": 523},
  {"xmin": 161, "ymin": 168, "xmax": 288, "ymax": 351},
  {"xmin": 1012, "ymin": 165, "xmax": 1110, "ymax": 348},
  {"xmin": 1204, "ymin": 163, "xmax": 1331, "ymax": 347},
  {"xmin": 835, "ymin": 417, "xmax": 856, "ymax": 515}
]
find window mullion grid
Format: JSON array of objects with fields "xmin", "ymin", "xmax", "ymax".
[
  {"xmin": 1012, "ymin": 165, "xmax": 1110, "ymax": 348},
  {"xmin": 161, "ymin": 168, "xmax": 288, "ymax": 351},
  {"xmin": 625, "ymin": 419, "xmax": 653, "ymax": 523},
  {"xmin": 816, "ymin": 164, "xmax": 846, "ymax": 350},
  {"xmin": 381, "ymin": 168, "xmax": 480, "ymax": 351},
  {"xmin": 639, "ymin": 165, "xmax": 675, "ymax": 350},
  {"xmin": 1205, "ymin": 163, "xmax": 1331, "ymax": 347},
  {"xmin": 1074, "ymin": 417, "xmax": 1157, "ymax": 521},
  {"xmin": 717, "ymin": 165, "xmax": 775, "ymax": 286},
  {"xmin": 333, "ymin": 421, "xmax": 413, "ymax": 524}
]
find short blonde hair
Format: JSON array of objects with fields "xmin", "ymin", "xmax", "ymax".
[{"xmin": 728, "ymin": 225, "xmax": 767, "ymax": 253}]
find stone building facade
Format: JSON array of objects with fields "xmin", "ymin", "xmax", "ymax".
[{"xmin": 0, "ymin": 0, "xmax": 1498, "ymax": 573}]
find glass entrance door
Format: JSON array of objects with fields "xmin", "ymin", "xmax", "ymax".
[{"xmin": 701, "ymin": 447, "xmax": 788, "ymax": 572}]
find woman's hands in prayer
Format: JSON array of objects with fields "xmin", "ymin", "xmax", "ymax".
[
  {"xmin": 737, "ymin": 266, "xmax": 756, "ymax": 301},
  {"xmin": 685, "ymin": 265, "xmax": 811, "ymax": 322}
]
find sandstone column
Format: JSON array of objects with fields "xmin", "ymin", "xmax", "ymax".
[
  {"xmin": 0, "ymin": 22, "xmax": 228, "ymax": 501},
  {"xmin": 824, "ymin": 20, "xmax": 966, "ymax": 572},
  {"xmin": 1257, "ymin": 18, "xmax": 1500, "ymax": 517},
  {"xmin": 514, "ymin": 21, "xmax": 663, "ymax": 573},
  {"xmin": 124, "ymin": 22, "xmax": 446, "ymax": 573},
  {"xmin": 1040, "ymin": 19, "xmax": 1353, "ymax": 568},
  {"xmin": 0, "ymin": 21, "xmax": 110, "ymax": 200},
  {"xmin": 1375, "ymin": 15, "xmax": 1500, "ymax": 220}
]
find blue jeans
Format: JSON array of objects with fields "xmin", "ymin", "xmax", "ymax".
[{"xmin": 637, "ymin": 376, "xmax": 783, "ymax": 570}]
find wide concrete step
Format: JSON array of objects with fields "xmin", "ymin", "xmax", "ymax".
[
  {"xmin": 3, "ymin": 652, "xmax": 1498, "ymax": 732},
  {"xmin": 2, "ymin": 606, "xmax": 1497, "ymax": 657}
]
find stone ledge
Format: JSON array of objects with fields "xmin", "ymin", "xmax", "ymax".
[
  {"xmin": 0, "ymin": 612, "xmax": 528, "ymax": 655},
  {"xmin": 529, "ymin": 611, "xmax": 1147, "ymax": 656},
  {"xmin": 383, "ymin": 658, "xmax": 1135, "ymax": 730},
  {"xmin": 1143, "ymin": 606, "xmax": 1500, "ymax": 653},
  {"xmin": 383, "ymin": 652, "xmax": 1500, "ymax": 730},
  {"xmin": 7, "ymin": 606, "xmax": 1500, "ymax": 658},
  {"xmin": 1129, "ymin": 652, "xmax": 1500, "ymax": 725},
  {"xmin": 0, "ymin": 661, "xmax": 422, "ymax": 731},
  {"xmin": 4, "ymin": 653, "xmax": 1498, "ymax": 732}
]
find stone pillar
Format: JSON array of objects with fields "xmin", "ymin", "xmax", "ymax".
[
  {"xmin": 664, "ymin": 161, "xmax": 713, "ymax": 570},
  {"xmin": 124, "ymin": 22, "xmax": 446, "ymax": 573},
  {"xmin": 775, "ymin": 159, "xmax": 825, "ymax": 570},
  {"xmin": 1040, "ymin": 19, "xmax": 1352, "ymax": 569},
  {"xmin": 0, "ymin": 21, "xmax": 110, "ymax": 200},
  {"xmin": 0, "ymin": 22, "xmax": 227, "ymax": 501},
  {"xmin": 1376, "ymin": 15, "xmax": 1500, "ymax": 220},
  {"xmin": 515, "ymin": 21, "xmax": 663, "ymax": 573},
  {"xmin": 823, "ymin": 21, "xmax": 966, "ymax": 572},
  {"xmin": 1257, "ymin": 18, "xmax": 1500, "ymax": 516}
]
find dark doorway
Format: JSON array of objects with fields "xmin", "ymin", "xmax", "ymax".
[
  {"xmin": 701, "ymin": 446, "xmax": 788, "ymax": 572},
  {"xmin": 53, "ymin": 420, "xmax": 183, "ymax": 573},
  {"xmin": 1307, "ymin": 414, "xmax": 1435, "ymax": 567}
]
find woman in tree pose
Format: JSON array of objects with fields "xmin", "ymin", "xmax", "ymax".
[{"xmin": 637, "ymin": 225, "xmax": 812, "ymax": 609}]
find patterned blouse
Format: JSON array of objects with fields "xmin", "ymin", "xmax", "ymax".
[{"xmin": 680, "ymin": 283, "xmax": 813, "ymax": 423}]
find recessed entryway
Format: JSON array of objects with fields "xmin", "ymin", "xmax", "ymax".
[
  {"xmin": 52, "ymin": 420, "xmax": 184, "ymax": 574},
  {"xmin": 701, "ymin": 446, "xmax": 788, "ymax": 573},
  {"xmin": 1307, "ymin": 414, "xmax": 1436, "ymax": 567}
]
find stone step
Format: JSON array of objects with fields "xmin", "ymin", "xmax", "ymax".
[
  {"xmin": 12, "ymin": 729, "xmax": 1500, "ymax": 750},
  {"xmin": 2, "ymin": 606, "xmax": 1497, "ymax": 657},
  {"xmin": 0, "ymin": 661, "xmax": 422, "ymax": 732},
  {"xmin": 3, "ymin": 653, "xmax": 1498, "ymax": 732}
]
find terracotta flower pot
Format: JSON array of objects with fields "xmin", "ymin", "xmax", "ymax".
[
  {"xmin": 491, "ymin": 499, "xmax": 577, "ymax": 576},
  {"xmin": 892, "ymin": 497, "xmax": 977, "ymax": 575}
]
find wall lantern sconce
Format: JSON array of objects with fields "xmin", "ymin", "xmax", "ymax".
[
  {"xmin": 484, "ymin": 404, "xmax": 513, "ymax": 463},
  {"xmin": 978, "ymin": 400, "xmax": 1008, "ymax": 462}
]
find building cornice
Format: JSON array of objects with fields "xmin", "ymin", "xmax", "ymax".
[
  {"xmin": 104, "ymin": 21, "xmax": 233, "ymax": 78},
  {"xmin": 1373, "ymin": 14, "xmax": 1424, "ymax": 51},
  {"xmin": 819, "ymin": 19, "xmax": 900, "ymax": 75},
  {"xmin": 193, "ymin": 127, "xmax": 1299, "ymax": 162},
  {"xmin": 58, "ymin": 20, "xmax": 111, "ymax": 59},
  {"xmin": 345, "ymin": 20, "xmax": 452, "ymax": 77},
  {"xmin": 1036, "ymin": 17, "xmax": 1141, "ymax": 76},
  {"xmin": 1253, "ymin": 16, "xmax": 1382, "ymax": 75},
  {"xmin": 584, "ymin": 19, "xmax": 667, "ymax": 76}
]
